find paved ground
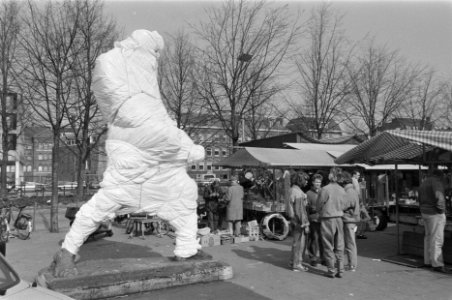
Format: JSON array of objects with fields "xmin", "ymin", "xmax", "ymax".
[{"xmin": 4, "ymin": 206, "xmax": 452, "ymax": 300}]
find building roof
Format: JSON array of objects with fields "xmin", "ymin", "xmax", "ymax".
[
  {"xmin": 239, "ymin": 132, "xmax": 364, "ymax": 148},
  {"xmin": 286, "ymin": 117, "xmax": 341, "ymax": 133},
  {"xmin": 378, "ymin": 117, "xmax": 433, "ymax": 131}
]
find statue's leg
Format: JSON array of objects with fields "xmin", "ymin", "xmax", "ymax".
[
  {"xmin": 168, "ymin": 209, "xmax": 201, "ymax": 258},
  {"xmin": 53, "ymin": 191, "xmax": 120, "ymax": 278}
]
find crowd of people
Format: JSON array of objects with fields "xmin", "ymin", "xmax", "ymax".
[
  {"xmin": 287, "ymin": 167, "xmax": 367, "ymax": 278},
  {"xmin": 202, "ymin": 165, "xmax": 452, "ymax": 277}
]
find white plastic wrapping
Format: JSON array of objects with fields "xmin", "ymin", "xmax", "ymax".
[{"xmin": 62, "ymin": 30, "xmax": 204, "ymax": 258}]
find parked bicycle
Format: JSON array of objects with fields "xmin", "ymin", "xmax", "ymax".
[{"xmin": 0, "ymin": 202, "xmax": 33, "ymax": 241}]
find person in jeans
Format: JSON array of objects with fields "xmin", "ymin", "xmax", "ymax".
[
  {"xmin": 306, "ymin": 173, "xmax": 324, "ymax": 267},
  {"xmin": 418, "ymin": 169, "xmax": 449, "ymax": 273},
  {"xmin": 352, "ymin": 169, "xmax": 370, "ymax": 239},
  {"xmin": 341, "ymin": 171, "xmax": 360, "ymax": 272},
  {"xmin": 317, "ymin": 167, "xmax": 346, "ymax": 278},
  {"xmin": 287, "ymin": 171, "xmax": 310, "ymax": 272}
]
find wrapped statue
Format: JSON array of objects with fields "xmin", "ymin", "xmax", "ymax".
[{"xmin": 51, "ymin": 30, "xmax": 205, "ymax": 277}]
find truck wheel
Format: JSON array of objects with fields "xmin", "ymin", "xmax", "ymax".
[{"xmin": 375, "ymin": 210, "xmax": 388, "ymax": 231}]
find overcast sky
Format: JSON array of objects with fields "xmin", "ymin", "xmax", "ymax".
[{"xmin": 103, "ymin": 0, "xmax": 452, "ymax": 79}]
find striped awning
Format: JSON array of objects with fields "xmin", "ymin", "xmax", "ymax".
[
  {"xmin": 387, "ymin": 130, "xmax": 452, "ymax": 152},
  {"xmin": 335, "ymin": 130, "xmax": 451, "ymax": 164}
]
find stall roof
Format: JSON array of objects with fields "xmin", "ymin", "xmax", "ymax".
[
  {"xmin": 284, "ymin": 143, "xmax": 356, "ymax": 153},
  {"xmin": 214, "ymin": 147, "xmax": 344, "ymax": 168},
  {"xmin": 334, "ymin": 130, "xmax": 452, "ymax": 164}
]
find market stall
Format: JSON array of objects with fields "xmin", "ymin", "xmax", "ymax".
[
  {"xmin": 215, "ymin": 147, "xmax": 346, "ymax": 240},
  {"xmin": 335, "ymin": 130, "xmax": 452, "ymax": 260}
]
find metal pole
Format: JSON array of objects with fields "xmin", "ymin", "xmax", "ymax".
[{"xmin": 395, "ymin": 163, "xmax": 400, "ymax": 254}]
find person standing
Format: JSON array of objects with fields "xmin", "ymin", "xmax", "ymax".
[
  {"xmin": 316, "ymin": 167, "xmax": 346, "ymax": 278},
  {"xmin": 352, "ymin": 169, "xmax": 370, "ymax": 239},
  {"xmin": 418, "ymin": 169, "xmax": 449, "ymax": 273},
  {"xmin": 306, "ymin": 173, "xmax": 324, "ymax": 267},
  {"xmin": 225, "ymin": 176, "xmax": 244, "ymax": 237},
  {"xmin": 341, "ymin": 171, "xmax": 360, "ymax": 272},
  {"xmin": 287, "ymin": 171, "xmax": 310, "ymax": 272},
  {"xmin": 203, "ymin": 180, "xmax": 222, "ymax": 232}
]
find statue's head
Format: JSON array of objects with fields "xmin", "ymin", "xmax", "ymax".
[{"xmin": 93, "ymin": 29, "xmax": 166, "ymax": 124}]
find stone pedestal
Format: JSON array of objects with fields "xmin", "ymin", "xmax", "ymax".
[{"xmin": 36, "ymin": 252, "xmax": 233, "ymax": 300}]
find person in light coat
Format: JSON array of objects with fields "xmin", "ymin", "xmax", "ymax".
[
  {"xmin": 287, "ymin": 171, "xmax": 310, "ymax": 272},
  {"xmin": 316, "ymin": 167, "xmax": 346, "ymax": 278},
  {"xmin": 341, "ymin": 171, "xmax": 360, "ymax": 272},
  {"xmin": 225, "ymin": 176, "xmax": 244, "ymax": 236}
]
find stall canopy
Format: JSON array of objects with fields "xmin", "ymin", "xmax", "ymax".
[
  {"xmin": 215, "ymin": 147, "xmax": 342, "ymax": 168},
  {"xmin": 335, "ymin": 130, "xmax": 452, "ymax": 164}
]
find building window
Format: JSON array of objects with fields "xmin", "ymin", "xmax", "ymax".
[
  {"xmin": 206, "ymin": 147, "xmax": 212, "ymax": 157},
  {"xmin": 214, "ymin": 148, "xmax": 219, "ymax": 156},
  {"xmin": 191, "ymin": 165, "xmax": 196, "ymax": 170},
  {"xmin": 198, "ymin": 164, "xmax": 204, "ymax": 171},
  {"xmin": 214, "ymin": 165, "xmax": 220, "ymax": 170},
  {"xmin": 222, "ymin": 148, "xmax": 227, "ymax": 156},
  {"xmin": 207, "ymin": 164, "xmax": 212, "ymax": 171},
  {"xmin": 38, "ymin": 166, "xmax": 42, "ymax": 172},
  {"xmin": 26, "ymin": 165, "xmax": 32, "ymax": 172},
  {"xmin": 38, "ymin": 155, "xmax": 43, "ymax": 160}
]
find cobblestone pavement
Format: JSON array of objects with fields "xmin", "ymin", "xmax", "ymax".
[{"xmin": 4, "ymin": 207, "xmax": 452, "ymax": 300}]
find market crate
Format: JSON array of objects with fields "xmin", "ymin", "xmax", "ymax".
[
  {"xmin": 199, "ymin": 234, "xmax": 221, "ymax": 247},
  {"xmin": 241, "ymin": 225, "xmax": 260, "ymax": 241},
  {"xmin": 220, "ymin": 234, "xmax": 234, "ymax": 245}
]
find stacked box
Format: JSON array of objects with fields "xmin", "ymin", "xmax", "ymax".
[
  {"xmin": 241, "ymin": 225, "xmax": 260, "ymax": 241},
  {"xmin": 248, "ymin": 226, "xmax": 260, "ymax": 241},
  {"xmin": 199, "ymin": 234, "xmax": 221, "ymax": 247},
  {"xmin": 199, "ymin": 234, "xmax": 211, "ymax": 247},
  {"xmin": 208, "ymin": 234, "xmax": 221, "ymax": 247},
  {"xmin": 220, "ymin": 234, "xmax": 234, "ymax": 245}
]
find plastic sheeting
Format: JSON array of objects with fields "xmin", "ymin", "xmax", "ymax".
[{"xmin": 62, "ymin": 30, "xmax": 204, "ymax": 258}]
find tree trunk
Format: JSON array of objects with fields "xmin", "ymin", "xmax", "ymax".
[{"xmin": 50, "ymin": 134, "xmax": 60, "ymax": 233}]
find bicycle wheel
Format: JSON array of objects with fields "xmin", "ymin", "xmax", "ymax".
[
  {"xmin": 0, "ymin": 218, "xmax": 9, "ymax": 243},
  {"xmin": 14, "ymin": 216, "xmax": 31, "ymax": 240}
]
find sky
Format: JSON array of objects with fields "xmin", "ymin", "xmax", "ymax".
[{"xmin": 103, "ymin": 0, "xmax": 452, "ymax": 80}]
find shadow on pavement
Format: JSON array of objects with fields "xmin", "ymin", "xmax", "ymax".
[
  {"xmin": 79, "ymin": 239, "xmax": 163, "ymax": 261},
  {"xmin": 109, "ymin": 281, "xmax": 273, "ymax": 300},
  {"xmin": 231, "ymin": 245, "xmax": 290, "ymax": 269}
]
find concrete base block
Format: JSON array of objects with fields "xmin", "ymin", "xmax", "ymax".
[{"xmin": 36, "ymin": 253, "xmax": 233, "ymax": 300}]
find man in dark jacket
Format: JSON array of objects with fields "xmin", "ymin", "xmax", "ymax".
[
  {"xmin": 418, "ymin": 169, "xmax": 449, "ymax": 273},
  {"xmin": 316, "ymin": 167, "xmax": 346, "ymax": 278},
  {"xmin": 306, "ymin": 173, "xmax": 324, "ymax": 266}
]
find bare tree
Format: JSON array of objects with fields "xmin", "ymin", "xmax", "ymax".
[
  {"xmin": 244, "ymin": 95, "xmax": 287, "ymax": 141},
  {"xmin": 344, "ymin": 39, "xmax": 419, "ymax": 137},
  {"xmin": 194, "ymin": 0, "xmax": 300, "ymax": 149},
  {"xmin": 438, "ymin": 79, "xmax": 452, "ymax": 129},
  {"xmin": 158, "ymin": 30, "xmax": 211, "ymax": 136},
  {"xmin": 396, "ymin": 69, "xmax": 442, "ymax": 130},
  {"xmin": 20, "ymin": 0, "xmax": 81, "ymax": 232},
  {"xmin": 63, "ymin": 0, "xmax": 118, "ymax": 205},
  {"xmin": 0, "ymin": 1, "xmax": 21, "ymax": 198},
  {"xmin": 292, "ymin": 3, "xmax": 352, "ymax": 139}
]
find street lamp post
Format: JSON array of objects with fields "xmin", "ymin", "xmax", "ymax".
[{"xmin": 237, "ymin": 53, "xmax": 253, "ymax": 144}]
